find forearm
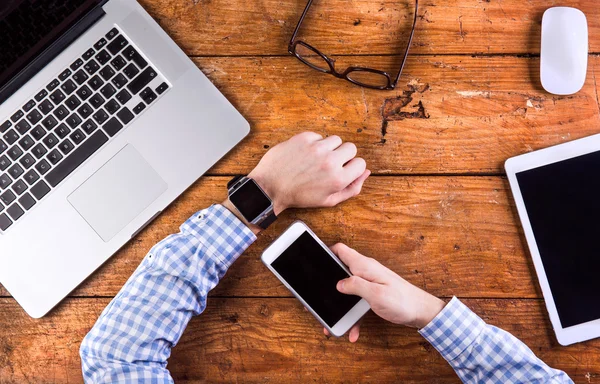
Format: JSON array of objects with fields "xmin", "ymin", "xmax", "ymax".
[
  {"xmin": 419, "ymin": 297, "xmax": 573, "ymax": 383},
  {"xmin": 79, "ymin": 205, "xmax": 256, "ymax": 383}
]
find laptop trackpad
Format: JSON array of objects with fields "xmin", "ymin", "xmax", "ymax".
[{"xmin": 68, "ymin": 145, "xmax": 167, "ymax": 242}]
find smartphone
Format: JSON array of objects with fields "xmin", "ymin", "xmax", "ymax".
[{"xmin": 261, "ymin": 221, "xmax": 371, "ymax": 337}]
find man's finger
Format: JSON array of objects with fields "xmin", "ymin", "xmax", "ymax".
[
  {"xmin": 349, "ymin": 323, "xmax": 361, "ymax": 343},
  {"xmin": 319, "ymin": 135, "xmax": 343, "ymax": 150},
  {"xmin": 327, "ymin": 169, "xmax": 370, "ymax": 207},
  {"xmin": 337, "ymin": 275, "xmax": 374, "ymax": 300},
  {"xmin": 330, "ymin": 240, "xmax": 390, "ymax": 283},
  {"xmin": 295, "ymin": 131, "xmax": 323, "ymax": 142},
  {"xmin": 332, "ymin": 142, "xmax": 358, "ymax": 164}
]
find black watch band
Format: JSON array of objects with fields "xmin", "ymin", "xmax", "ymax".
[{"xmin": 258, "ymin": 211, "xmax": 277, "ymax": 229}]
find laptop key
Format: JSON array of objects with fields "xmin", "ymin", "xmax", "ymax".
[
  {"xmin": 99, "ymin": 65, "xmax": 116, "ymax": 81},
  {"xmin": 31, "ymin": 126, "xmax": 46, "ymax": 141},
  {"xmin": 82, "ymin": 119, "xmax": 98, "ymax": 135},
  {"xmin": 53, "ymin": 105, "xmax": 69, "ymax": 121},
  {"xmin": 83, "ymin": 48, "xmax": 95, "ymax": 61},
  {"xmin": 32, "ymin": 143, "xmax": 47, "ymax": 159},
  {"xmin": 103, "ymin": 117, "xmax": 124, "ymax": 137},
  {"xmin": 92, "ymin": 109, "xmax": 109, "ymax": 125},
  {"xmin": 31, "ymin": 180, "xmax": 51, "ymax": 200},
  {"xmin": 0, "ymin": 213, "xmax": 11, "ymax": 231},
  {"xmin": 47, "ymin": 149, "xmax": 63, "ymax": 165},
  {"xmin": 55, "ymin": 123, "xmax": 70, "ymax": 139},
  {"xmin": 156, "ymin": 82, "xmax": 169, "ymax": 95},
  {"xmin": 3, "ymin": 130, "xmax": 19, "ymax": 145},
  {"xmin": 72, "ymin": 69, "xmax": 89, "ymax": 85},
  {"xmin": 0, "ymin": 190, "xmax": 16, "ymax": 205},
  {"xmin": 49, "ymin": 89, "xmax": 66, "ymax": 105},
  {"xmin": 105, "ymin": 99, "xmax": 120, "ymax": 115},
  {"xmin": 38, "ymin": 100, "xmax": 54, "ymax": 115},
  {"xmin": 84, "ymin": 59, "xmax": 100, "ymax": 75},
  {"xmin": 15, "ymin": 120, "xmax": 31, "ymax": 135},
  {"xmin": 35, "ymin": 159, "xmax": 51, "ymax": 175},
  {"xmin": 12, "ymin": 180, "xmax": 27, "ymax": 195},
  {"xmin": 8, "ymin": 164, "xmax": 23, "ymax": 179},
  {"xmin": 127, "ymin": 67, "xmax": 157, "ymax": 95},
  {"xmin": 43, "ymin": 133, "xmax": 59, "ymax": 149},
  {"xmin": 0, "ymin": 121, "xmax": 11, "ymax": 133},
  {"xmin": 59, "ymin": 68, "xmax": 72, "ymax": 81},
  {"xmin": 0, "ymin": 174, "xmax": 12, "ymax": 190},
  {"xmin": 45, "ymin": 131, "xmax": 109, "ymax": 187},
  {"xmin": 140, "ymin": 87, "xmax": 157, "ymax": 104},
  {"xmin": 26, "ymin": 109, "xmax": 43, "ymax": 125},
  {"xmin": 19, "ymin": 153, "xmax": 35, "ymax": 169},
  {"xmin": 7, "ymin": 146, "xmax": 23, "ymax": 162},
  {"xmin": 23, "ymin": 170, "xmax": 40, "ymax": 186},
  {"xmin": 0, "ymin": 155, "xmax": 9, "ymax": 171},
  {"xmin": 110, "ymin": 55, "xmax": 127, "ymax": 71},
  {"xmin": 100, "ymin": 84, "xmax": 116, "ymax": 99},
  {"xmin": 123, "ymin": 63, "xmax": 139, "ymax": 79},
  {"xmin": 0, "ymin": 140, "xmax": 6, "ymax": 155},
  {"xmin": 111, "ymin": 73, "xmax": 128, "ymax": 89},
  {"xmin": 95, "ymin": 49, "xmax": 111, "ymax": 66},
  {"xmin": 70, "ymin": 58, "xmax": 84, "ymax": 71},
  {"xmin": 116, "ymin": 107, "xmax": 134, "ymax": 125},
  {"xmin": 42, "ymin": 116, "xmax": 58, "ymax": 130},
  {"xmin": 77, "ymin": 104, "xmax": 93, "ymax": 119},
  {"xmin": 88, "ymin": 75, "xmax": 104, "ymax": 91},
  {"xmin": 66, "ymin": 113, "xmax": 83, "ymax": 129},
  {"xmin": 94, "ymin": 38, "xmax": 107, "ymax": 51},
  {"xmin": 6, "ymin": 203, "xmax": 23, "ymax": 221},
  {"xmin": 23, "ymin": 99, "xmax": 36, "ymax": 112},
  {"xmin": 59, "ymin": 139, "xmax": 75, "ymax": 155},
  {"xmin": 61, "ymin": 79, "xmax": 77, "ymax": 95},
  {"xmin": 70, "ymin": 129, "xmax": 86, "ymax": 145},
  {"xmin": 35, "ymin": 89, "xmax": 48, "ymax": 102},
  {"xmin": 11, "ymin": 110, "xmax": 24, "ymax": 123},
  {"xmin": 106, "ymin": 28, "xmax": 119, "ymax": 40},
  {"xmin": 122, "ymin": 46, "xmax": 148, "ymax": 69},
  {"xmin": 107, "ymin": 35, "xmax": 128, "ymax": 55},
  {"xmin": 89, "ymin": 93, "xmax": 105, "ymax": 109},
  {"xmin": 76, "ymin": 85, "xmax": 93, "ymax": 101},
  {"xmin": 115, "ymin": 89, "xmax": 132, "ymax": 105},
  {"xmin": 46, "ymin": 79, "xmax": 60, "ymax": 91},
  {"xmin": 65, "ymin": 95, "xmax": 82, "ymax": 111},
  {"xmin": 19, "ymin": 193, "xmax": 36, "ymax": 211},
  {"xmin": 18, "ymin": 135, "xmax": 34, "ymax": 151}
]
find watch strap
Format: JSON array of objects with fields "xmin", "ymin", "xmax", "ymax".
[
  {"xmin": 258, "ymin": 211, "xmax": 277, "ymax": 229},
  {"xmin": 227, "ymin": 175, "xmax": 244, "ymax": 190}
]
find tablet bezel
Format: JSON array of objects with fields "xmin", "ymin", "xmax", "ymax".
[{"xmin": 505, "ymin": 132, "xmax": 600, "ymax": 345}]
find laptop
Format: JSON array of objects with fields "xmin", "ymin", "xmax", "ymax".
[{"xmin": 0, "ymin": 0, "xmax": 250, "ymax": 318}]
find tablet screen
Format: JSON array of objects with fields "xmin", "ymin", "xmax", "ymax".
[
  {"xmin": 271, "ymin": 231, "xmax": 361, "ymax": 327},
  {"xmin": 517, "ymin": 150, "xmax": 600, "ymax": 328}
]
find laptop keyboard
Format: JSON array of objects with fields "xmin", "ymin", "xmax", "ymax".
[{"xmin": 0, "ymin": 27, "xmax": 169, "ymax": 232}]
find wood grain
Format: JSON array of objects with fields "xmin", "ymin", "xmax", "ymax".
[
  {"xmin": 138, "ymin": 0, "xmax": 600, "ymax": 56},
  {"xmin": 197, "ymin": 55, "xmax": 600, "ymax": 175},
  {"xmin": 1, "ymin": 176, "xmax": 538, "ymax": 299},
  {"xmin": 0, "ymin": 298, "xmax": 597, "ymax": 384}
]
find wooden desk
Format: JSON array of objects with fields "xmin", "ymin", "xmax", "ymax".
[{"xmin": 2, "ymin": 0, "xmax": 599, "ymax": 382}]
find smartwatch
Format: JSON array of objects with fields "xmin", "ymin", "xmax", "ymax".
[{"xmin": 227, "ymin": 176, "xmax": 277, "ymax": 229}]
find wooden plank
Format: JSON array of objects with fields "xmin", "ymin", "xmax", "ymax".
[
  {"xmin": 1, "ymin": 176, "xmax": 540, "ymax": 299},
  {"xmin": 195, "ymin": 55, "xmax": 600, "ymax": 175},
  {"xmin": 0, "ymin": 297, "xmax": 598, "ymax": 383},
  {"xmin": 139, "ymin": 0, "xmax": 600, "ymax": 56}
]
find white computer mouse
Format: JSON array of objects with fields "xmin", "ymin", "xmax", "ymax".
[{"xmin": 540, "ymin": 7, "xmax": 588, "ymax": 95}]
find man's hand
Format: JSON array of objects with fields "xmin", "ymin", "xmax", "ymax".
[
  {"xmin": 324, "ymin": 244, "xmax": 446, "ymax": 342},
  {"xmin": 248, "ymin": 132, "xmax": 371, "ymax": 215}
]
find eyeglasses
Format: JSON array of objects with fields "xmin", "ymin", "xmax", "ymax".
[{"xmin": 288, "ymin": 0, "xmax": 419, "ymax": 90}]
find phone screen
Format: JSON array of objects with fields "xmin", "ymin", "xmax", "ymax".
[{"xmin": 271, "ymin": 231, "xmax": 362, "ymax": 327}]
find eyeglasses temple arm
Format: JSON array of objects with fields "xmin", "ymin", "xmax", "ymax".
[
  {"xmin": 392, "ymin": 0, "xmax": 419, "ymax": 86},
  {"xmin": 289, "ymin": 0, "xmax": 315, "ymax": 50}
]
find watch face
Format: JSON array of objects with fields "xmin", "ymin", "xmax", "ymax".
[{"xmin": 230, "ymin": 180, "xmax": 272, "ymax": 222}]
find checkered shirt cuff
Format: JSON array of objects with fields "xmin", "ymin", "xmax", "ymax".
[
  {"xmin": 419, "ymin": 297, "xmax": 485, "ymax": 362},
  {"xmin": 182, "ymin": 204, "xmax": 256, "ymax": 269}
]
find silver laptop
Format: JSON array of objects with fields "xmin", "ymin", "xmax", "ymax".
[{"xmin": 0, "ymin": 0, "xmax": 249, "ymax": 318}]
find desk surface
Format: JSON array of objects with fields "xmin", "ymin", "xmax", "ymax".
[{"xmin": 2, "ymin": 0, "xmax": 600, "ymax": 382}]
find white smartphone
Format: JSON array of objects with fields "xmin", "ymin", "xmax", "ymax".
[{"xmin": 261, "ymin": 221, "xmax": 371, "ymax": 337}]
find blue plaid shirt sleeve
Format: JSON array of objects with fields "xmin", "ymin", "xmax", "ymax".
[
  {"xmin": 79, "ymin": 204, "xmax": 256, "ymax": 384},
  {"xmin": 419, "ymin": 297, "xmax": 573, "ymax": 383}
]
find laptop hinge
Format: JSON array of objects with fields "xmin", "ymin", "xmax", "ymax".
[{"xmin": 0, "ymin": 1, "xmax": 109, "ymax": 105}]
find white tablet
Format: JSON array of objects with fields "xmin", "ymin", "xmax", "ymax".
[{"xmin": 506, "ymin": 133, "xmax": 600, "ymax": 345}]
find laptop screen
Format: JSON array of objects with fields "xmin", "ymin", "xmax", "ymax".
[{"xmin": 0, "ymin": 0, "xmax": 103, "ymax": 93}]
